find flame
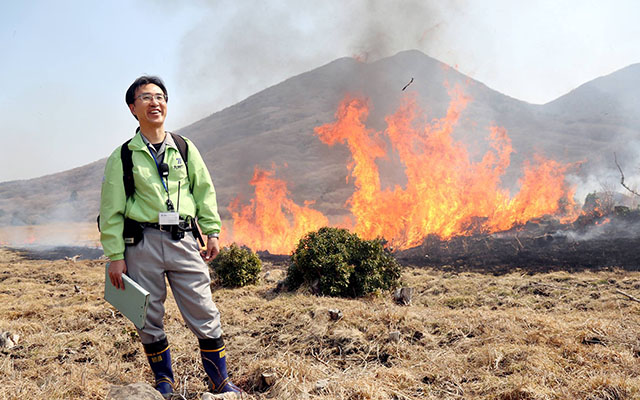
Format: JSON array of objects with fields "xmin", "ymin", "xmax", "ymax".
[
  {"xmin": 314, "ymin": 86, "xmax": 577, "ymax": 249},
  {"xmin": 228, "ymin": 167, "xmax": 329, "ymax": 253},
  {"xmin": 230, "ymin": 86, "xmax": 577, "ymax": 253},
  {"xmin": 25, "ymin": 228, "xmax": 37, "ymax": 244}
]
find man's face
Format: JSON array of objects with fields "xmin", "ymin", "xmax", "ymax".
[{"xmin": 129, "ymin": 83, "xmax": 167, "ymax": 126}]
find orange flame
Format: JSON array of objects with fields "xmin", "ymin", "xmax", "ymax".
[
  {"xmin": 315, "ymin": 86, "xmax": 577, "ymax": 249},
  {"xmin": 228, "ymin": 167, "xmax": 329, "ymax": 253},
  {"xmin": 230, "ymin": 86, "xmax": 577, "ymax": 253},
  {"xmin": 25, "ymin": 228, "xmax": 37, "ymax": 245}
]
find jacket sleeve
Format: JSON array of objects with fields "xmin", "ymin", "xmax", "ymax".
[
  {"xmin": 100, "ymin": 148, "xmax": 127, "ymax": 260},
  {"xmin": 186, "ymin": 139, "xmax": 222, "ymax": 235}
]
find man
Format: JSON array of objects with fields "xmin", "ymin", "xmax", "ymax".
[{"xmin": 100, "ymin": 76, "xmax": 242, "ymax": 398}]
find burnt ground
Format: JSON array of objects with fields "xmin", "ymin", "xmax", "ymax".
[
  {"xmin": 5, "ymin": 245, "xmax": 104, "ymax": 261},
  {"xmin": 395, "ymin": 234, "xmax": 640, "ymax": 275},
  {"xmin": 396, "ymin": 208, "xmax": 640, "ymax": 274}
]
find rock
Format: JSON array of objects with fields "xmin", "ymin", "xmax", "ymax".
[
  {"xmin": 389, "ymin": 331, "xmax": 401, "ymax": 342},
  {"xmin": 202, "ymin": 392, "xmax": 245, "ymax": 399},
  {"xmin": 264, "ymin": 270, "xmax": 283, "ymax": 283},
  {"xmin": 106, "ymin": 382, "xmax": 164, "ymax": 400},
  {"xmin": 275, "ymin": 280, "xmax": 288, "ymax": 293},
  {"xmin": 0, "ymin": 331, "xmax": 19, "ymax": 349},
  {"xmin": 328, "ymin": 309, "xmax": 343, "ymax": 321},
  {"xmin": 393, "ymin": 287, "xmax": 414, "ymax": 305},
  {"xmin": 310, "ymin": 279, "xmax": 320, "ymax": 295},
  {"xmin": 262, "ymin": 371, "xmax": 277, "ymax": 387}
]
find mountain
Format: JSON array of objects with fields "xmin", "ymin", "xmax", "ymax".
[
  {"xmin": 535, "ymin": 63, "xmax": 640, "ymax": 170},
  {"xmin": 1, "ymin": 50, "xmax": 639, "ymax": 227},
  {"xmin": 544, "ymin": 63, "xmax": 640, "ymax": 123}
]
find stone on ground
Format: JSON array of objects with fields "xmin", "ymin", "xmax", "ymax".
[{"xmin": 106, "ymin": 382, "xmax": 164, "ymax": 400}]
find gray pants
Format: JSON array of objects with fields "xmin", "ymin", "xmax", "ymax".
[{"xmin": 124, "ymin": 228, "xmax": 222, "ymax": 344}]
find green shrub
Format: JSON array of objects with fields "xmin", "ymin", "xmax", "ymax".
[
  {"xmin": 285, "ymin": 227, "xmax": 402, "ymax": 297},
  {"xmin": 208, "ymin": 243, "xmax": 262, "ymax": 287}
]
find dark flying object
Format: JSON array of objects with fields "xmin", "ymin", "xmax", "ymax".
[{"xmin": 402, "ymin": 77, "xmax": 414, "ymax": 91}]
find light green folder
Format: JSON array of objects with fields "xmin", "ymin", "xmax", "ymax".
[{"xmin": 104, "ymin": 263, "xmax": 150, "ymax": 329}]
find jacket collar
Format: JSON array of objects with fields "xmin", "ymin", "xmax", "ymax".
[{"xmin": 129, "ymin": 129, "xmax": 177, "ymax": 152}]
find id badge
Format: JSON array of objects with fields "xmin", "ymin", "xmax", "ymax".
[{"xmin": 159, "ymin": 212, "xmax": 179, "ymax": 225}]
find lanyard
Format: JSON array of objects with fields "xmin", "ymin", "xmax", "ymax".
[{"xmin": 147, "ymin": 144, "xmax": 174, "ymax": 211}]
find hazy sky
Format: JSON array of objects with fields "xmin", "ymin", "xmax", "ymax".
[{"xmin": 1, "ymin": 0, "xmax": 639, "ymax": 182}]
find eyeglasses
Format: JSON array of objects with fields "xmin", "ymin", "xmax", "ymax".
[{"xmin": 135, "ymin": 93, "xmax": 168, "ymax": 103}]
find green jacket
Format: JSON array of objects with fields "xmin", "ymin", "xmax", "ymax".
[{"xmin": 100, "ymin": 131, "xmax": 221, "ymax": 261}]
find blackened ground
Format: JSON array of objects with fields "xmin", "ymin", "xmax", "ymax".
[
  {"xmin": 396, "ymin": 209, "xmax": 640, "ymax": 274},
  {"xmin": 5, "ymin": 246, "xmax": 104, "ymax": 261},
  {"xmin": 256, "ymin": 250, "xmax": 290, "ymax": 265},
  {"xmin": 395, "ymin": 234, "xmax": 640, "ymax": 274},
  {"xmin": 397, "ymin": 210, "xmax": 640, "ymax": 275}
]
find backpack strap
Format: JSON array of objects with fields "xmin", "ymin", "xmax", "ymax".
[
  {"xmin": 121, "ymin": 139, "xmax": 135, "ymax": 198},
  {"xmin": 170, "ymin": 132, "xmax": 190, "ymax": 188}
]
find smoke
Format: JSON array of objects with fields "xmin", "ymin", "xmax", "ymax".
[
  {"xmin": 566, "ymin": 135, "xmax": 640, "ymax": 204},
  {"xmin": 560, "ymin": 218, "xmax": 640, "ymax": 242},
  {"xmin": 171, "ymin": 0, "xmax": 457, "ymax": 123},
  {"xmin": 0, "ymin": 183, "xmax": 100, "ymax": 247},
  {"xmin": 346, "ymin": 0, "xmax": 447, "ymax": 62},
  {"xmin": 567, "ymin": 173, "xmax": 620, "ymax": 206}
]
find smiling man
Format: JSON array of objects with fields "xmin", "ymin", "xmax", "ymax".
[{"xmin": 99, "ymin": 76, "xmax": 242, "ymax": 398}]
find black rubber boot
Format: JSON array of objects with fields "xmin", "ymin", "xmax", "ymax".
[
  {"xmin": 143, "ymin": 338, "xmax": 175, "ymax": 397},
  {"xmin": 199, "ymin": 337, "xmax": 242, "ymax": 394}
]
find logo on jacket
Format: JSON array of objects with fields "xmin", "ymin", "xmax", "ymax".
[{"xmin": 173, "ymin": 157, "xmax": 184, "ymax": 170}]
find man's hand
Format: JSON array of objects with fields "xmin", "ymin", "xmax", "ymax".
[
  {"xmin": 108, "ymin": 259, "xmax": 127, "ymax": 290},
  {"xmin": 202, "ymin": 236, "xmax": 219, "ymax": 261}
]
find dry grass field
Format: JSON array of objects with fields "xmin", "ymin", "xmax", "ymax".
[{"xmin": 1, "ymin": 247, "xmax": 640, "ymax": 399}]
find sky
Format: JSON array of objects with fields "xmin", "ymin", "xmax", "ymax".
[{"xmin": 1, "ymin": 0, "xmax": 639, "ymax": 182}]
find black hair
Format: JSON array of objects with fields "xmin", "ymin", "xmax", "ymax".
[{"xmin": 125, "ymin": 76, "xmax": 168, "ymax": 106}]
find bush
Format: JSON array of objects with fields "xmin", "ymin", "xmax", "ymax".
[
  {"xmin": 285, "ymin": 227, "xmax": 402, "ymax": 297},
  {"xmin": 208, "ymin": 243, "xmax": 262, "ymax": 287}
]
